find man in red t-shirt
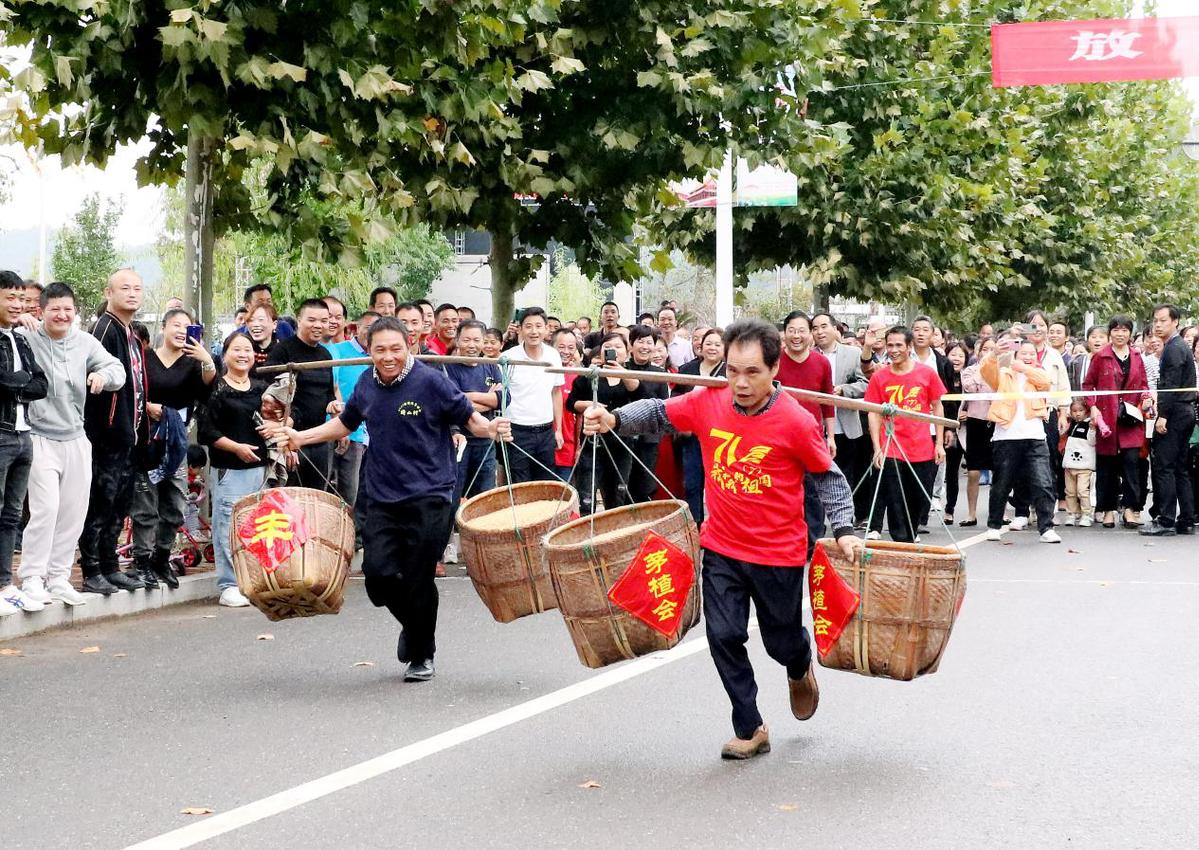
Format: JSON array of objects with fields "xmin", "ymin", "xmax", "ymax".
[
  {"xmin": 776, "ymin": 311, "xmax": 837, "ymax": 552},
  {"xmin": 863, "ymin": 326, "xmax": 946, "ymax": 543},
  {"xmin": 584, "ymin": 319, "xmax": 861, "ymax": 761}
]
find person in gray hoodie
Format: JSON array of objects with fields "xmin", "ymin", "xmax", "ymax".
[{"xmin": 17, "ymin": 282, "xmax": 124, "ymax": 606}]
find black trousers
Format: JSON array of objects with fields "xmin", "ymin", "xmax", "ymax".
[
  {"xmin": 1013, "ymin": 416, "xmax": 1062, "ymax": 516},
  {"xmin": 78, "ymin": 442, "xmax": 136, "ymax": 578},
  {"xmin": 944, "ymin": 440, "xmax": 965, "ymax": 519},
  {"xmin": 626, "ymin": 437, "xmax": 661, "ymax": 504},
  {"xmin": 1096, "ymin": 448, "xmax": 1143, "ymax": 512},
  {"xmin": 877, "ymin": 458, "xmax": 934, "ymax": 543},
  {"xmin": 1150, "ymin": 412, "xmax": 1195, "ymax": 527},
  {"xmin": 703, "ymin": 549, "xmax": 810, "ymax": 740},
  {"xmin": 835, "ymin": 433, "xmax": 871, "ymax": 523},
  {"xmin": 289, "ymin": 442, "xmax": 333, "ymax": 491},
  {"xmin": 989, "ymin": 439, "xmax": 1056, "ymax": 534},
  {"xmin": 573, "ymin": 435, "xmax": 631, "ymax": 516},
  {"xmin": 505, "ymin": 424, "xmax": 556, "ymax": 484},
  {"xmin": 361, "ymin": 493, "xmax": 454, "ymax": 663}
]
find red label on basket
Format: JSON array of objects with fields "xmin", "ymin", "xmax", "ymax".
[
  {"xmin": 607, "ymin": 531, "xmax": 694, "ymax": 638},
  {"xmin": 236, "ymin": 491, "xmax": 309, "ymax": 575},
  {"xmin": 809, "ymin": 543, "xmax": 860, "ymax": 658}
]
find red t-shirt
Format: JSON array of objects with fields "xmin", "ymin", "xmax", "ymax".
[
  {"xmin": 665, "ymin": 387, "xmax": 832, "ymax": 567},
  {"xmin": 775, "ymin": 350, "xmax": 834, "ymax": 424},
  {"xmin": 426, "ymin": 335, "xmax": 449, "ymax": 355},
  {"xmin": 863, "ymin": 363, "xmax": 946, "ymax": 461}
]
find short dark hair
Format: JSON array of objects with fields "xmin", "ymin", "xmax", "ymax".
[
  {"xmin": 519, "ymin": 306, "xmax": 547, "ymax": 325},
  {"xmin": 24, "ymin": 281, "xmax": 43, "ymax": 293},
  {"xmin": 365, "ymin": 316, "xmax": 408, "ymax": 347},
  {"xmin": 1049, "ymin": 319, "xmax": 1068, "ymax": 332},
  {"xmin": 723, "ymin": 318, "xmax": 782, "ymax": 368},
  {"xmin": 1154, "ymin": 303, "xmax": 1181, "ymax": 322},
  {"xmin": 414, "ymin": 298, "xmax": 433, "ymax": 311},
  {"xmin": 396, "ymin": 301, "xmax": 419, "ymax": 314},
  {"xmin": 657, "ymin": 306, "xmax": 677, "ymax": 319},
  {"xmin": 1025, "ymin": 309, "xmax": 1047, "ymax": 326},
  {"xmin": 637, "ymin": 312, "xmax": 655, "ymax": 323},
  {"xmin": 811, "ymin": 311, "xmax": 835, "ymax": 327},
  {"xmin": 358, "ymin": 309, "xmax": 381, "ymax": 322},
  {"xmin": 546, "ymin": 315, "xmax": 561, "ymax": 325},
  {"xmin": 782, "ymin": 310, "xmax": 811, "ymax": 329},
  {"xmin": 458, "ymin": 319, "xmax": 487, "ymax": 336},
  {"xmin": 0, "ymin": 270, "xmax": 24, "ymax": 291},
  {"xmin": 601, "ymin": 301, "xmax": 619, "ymax": 312},
  {"xmin": 369, "ymin": 286, "xmax": 398, "ymax": 306},
  {"xmin": 886, "ymin": 325, "xmax": 914, "ymax": 345},
  {"xmin": 912, "ymin": 315, "xmax": 933, "ymax": 329},
  {"xmin": 222, "ymin": 330, "xmax": 255, "ymax": 354},
  {"xmin": 1108, "ymin": 315, "xmax": 1135, "ymax": 333},
  {"xmin": 40, "ymin": 281, "xmax": 76, "ymax": 308},
  {"xmin": 554, "ymin": 328, "xmax": 583, "ymax": 354},
  {"xmin": 322, "ymin": 295, "xmax": 346, "ymax": 313},
  {"xmin": 434, "ymin": 302, "xmax": 458, "ymax": 317},
  {"xmin": 243, "ymin": 283, "xmax": 271, "ymax": 303},
  {"xmin": 130, "ymin": 321, "xmax": 151, "ymax": 346},
  {"xmin": 297, "ymin": 297, "xmax": 330, "ymax": 318},
  {"xmin": 161, "ymin": 307, "xmax": 193, "ymax": 327},
  {"xmin": 485, "ymin": 327, "xmax": 503, "ymax": 339},
  {"xmin": 457, "ymin": 306, "xmax": 476, "ymax": 318},
  {"xmin": 1085, "ymin": 325, "xmax": 1106, "ymax": 338},
  {"xmin": 629, "ymin": 324, "xmax": 662, "ymax": 345},
  {"xmin": 577, "ymin": 315, "xmax": 593, "ymax": 325}
]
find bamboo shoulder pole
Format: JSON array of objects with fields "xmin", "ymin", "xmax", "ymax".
[
  {"xmin": 255, "ymin": 353, "xmax": 551, "ymax": 376},
  {"xmin": 546, "ymin": 366, "xmax": 959, "ymax": 430}
]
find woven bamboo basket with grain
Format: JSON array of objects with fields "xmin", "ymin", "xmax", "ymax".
[
  {"xmin": 456, "ymin": 481, "xmax": 579, "ymax": 623},
  {"xmin": 816, "ymin": 538, "xmax": 966, "ymax": 681},
  {"xmin": 544, "ymin": 500, "xmax": 700, "ymax": 669},
  {"xmin": 232, "ymin": 487, "xmax": 355, "ymax": 621}
]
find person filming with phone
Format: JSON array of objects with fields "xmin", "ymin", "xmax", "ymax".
[{"xmin": 128, "ymin": 308, "xmax": 216, "ymax": 589}]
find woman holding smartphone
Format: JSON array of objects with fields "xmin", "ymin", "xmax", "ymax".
[
  {"xmin": 565, "ymin": 332, "xmax": 640, "ymax": 515},
  {"xmin": 197, "ymin": 332, "xmax": 269, "ymax": 607},
  {"xmin": 128, "ymin": 309, "xmax": 217, "ymax": 589}
]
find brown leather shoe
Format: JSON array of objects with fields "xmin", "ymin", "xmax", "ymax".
[
  {"xmin": 789, "ymin": 665, "xmax": 820, "ymax": 721},
  {"xmin": 720, "ymin": 725, "xmax": 770, "ymax": 760}
]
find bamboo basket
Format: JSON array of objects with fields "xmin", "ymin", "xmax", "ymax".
[
  {"xmin": 232, "ymin": 487, "xmax": 355, "ymax": 621},
  {"xmin": 456, "ymin": 481, "xmax": 579, "ymax": 623},
  {"xmin": 816, "ymin": 538, "xmax": 966, "ymax": 681},
  {"xmin": 544, "ymin": 500, "xmax": 700, "ymax": 669}
]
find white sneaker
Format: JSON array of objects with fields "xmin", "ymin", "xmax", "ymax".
[
  {"xmin": 1040, "ymin": 529, "xmax": 1062, "ymax": 544},
  {"xmin": 1008, "ymin": 517, "xmax": 1029, "ymax": 531},
  {"xmin": 1079, "ymin": 515, "xmax": 1093, "ymax": 528},
  {"xmin": 21, "ymin": 577, "xmax": 53, "ymax": 604},
  {"xmin": 866, "ymin": 530, "xmax": 881, "ymax": 540},
  {"xmin": 442, "ymin": 540, "xmax": 459, "ymax": 565},
  {"xmin": 985, "ymin": 528, "xmax": 1003, "ymax": 542},
  {"xmin": 0, "ymin": 596, "xmax": 17, "ymax": 616},
  {"xmin": 47, "ymin": 581, "xmax": 88, "ymax": 607},
  {"xmin": 1, "ymin": 583, "xmax": 44, "ymax": 613},
  {"xmin": 1061, "ymin": 514, "xmax": 1076, "ymax": 527},
  {"xmin": 930, "ymin": 499, "xmax": 943, "ymax": 513},
  {"xmin": 219, "ymin": 587, "xmax": 251, "ymax": 608}
]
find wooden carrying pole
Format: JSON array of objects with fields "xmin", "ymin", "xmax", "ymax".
[
  {"xmin": 256, "ymin": 353, "xmax": 552, "ymax": 376},
  {"xmin": 546, "ymin": 366, "xmax": 960, "ymax": 429}
]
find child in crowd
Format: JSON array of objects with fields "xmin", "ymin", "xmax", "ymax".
[{"xmin": 1062, "ymin": 398, "xmax": 1097, "ymax": 527}]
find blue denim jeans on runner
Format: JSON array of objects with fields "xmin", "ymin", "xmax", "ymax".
[
  {"xmin": 455, "ymin": 439, "xmax": 497, "ymax": 503},
  {"xmin": 0, "ymin": 431, "xmax": 32, "ymax": 586},
  {"xmin": 212, "ymin": 466, "xmax": 266, "ymax": 590}
]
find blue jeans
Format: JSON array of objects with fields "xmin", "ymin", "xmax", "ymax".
[
  {"xmin": 455, "ymin": 439, "xmax": 496, "ymax": 503},
  {"xmin": 213, "ymin": 466, "xmax": 266, "ymax": 590},
  {"xmin": 0, "ymin": 431, "xmax": 32, "ymax": 586}
]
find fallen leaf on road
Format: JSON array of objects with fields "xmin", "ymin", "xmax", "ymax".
[
  {"xmin": 0, "ymin": 647, "xmax": 23, "ymax": 656},
  {"xmin": 113, "ymin": 653, "xmax": 128, "ymax": 658},
  {"xmin": 256, "ymin": 634, "xmax": 274, "ymax": 641},
  {"xmin": 352, "ymin": 661, "xmax": 375, "ymax": 667},
  {"xmin": 180, "ymin": 807, "xmax": 213, "ymax": 816},
  {"xmin": 778, "ymin": 804, "xmax": 799, "ymax": 812},
  {"xmin": 79, "ymin": 646, "xmax": 100, "ymax": 653},
  {"xmin": 1067, "ymin": 549, "xmax": 1081, "ymax": 554},
  {"xmin": 202, "ymin": 614, "xmax": 217, "ymax": 619},
  {"xmin": 1001, "ymin": 541, "xmax": 1014, "ymax": 546},
  {"xmin": 578, "ymin": 780, "xmax": 602, "ymax": 789}
]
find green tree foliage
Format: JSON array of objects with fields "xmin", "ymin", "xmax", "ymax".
[
  {"xmin": 547, "ymin": 247, "xmax": 605, "ymax": 322},
  {"xmin": 650, "ymin": 0, "xmax": 1199, "ymax": 327},
  {"xmin": 50, "ymin": 193, "xmax": 121, "ymax": 312},
  {"xmin": 0, "ymin": 0, "xmax": 856, "ymax": 323}
]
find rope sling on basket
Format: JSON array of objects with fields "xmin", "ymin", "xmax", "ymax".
[
  {"xmin": 814, "ymin": 405, "xmax": 967, "ymax": 681},
  {"xmin": 541, "ymin": 367, "xmax": 702, "ymax": 669}
]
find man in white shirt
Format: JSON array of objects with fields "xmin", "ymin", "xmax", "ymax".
[
  {"xmin": 504, "ymin": 307, "xmax": 565, "ymax": 483},
  {"xmin": 657, "ymin": 306, "xmax": 691, "ymax": 369}
]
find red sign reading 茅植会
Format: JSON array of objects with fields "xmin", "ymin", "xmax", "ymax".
[
  {"xmin": 991, "ymin": 17, "xmax": 1199, "ymax": 87},
  {"xmin": 809, "ymin": 543, "xmax": 860, "ymax": 658},
  {"xmin": 607, "ymin": 531, "xmax": 694, "ymax": 638}
]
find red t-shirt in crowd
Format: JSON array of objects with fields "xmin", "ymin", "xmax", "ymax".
[
  {"xmin": 863, "ymin": 363, "xmax": 946, "ymax": 462},
  {"xmin": 665, "ymin": 386, "xmax": 832, "ymax": 567},
  {"xmin": 775, "ymin": 350, "xmax": 834, "ymax": 424},
  {"xmin": 426, "ymin": 335, "xmax": 449, "ymax": 355}
]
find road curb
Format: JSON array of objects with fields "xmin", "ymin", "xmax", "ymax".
[{"xmin": 0, "ymin": 572, "xmax": 219, "ymax": 642}]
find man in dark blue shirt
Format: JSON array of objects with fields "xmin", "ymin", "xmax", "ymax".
[
  {"xmin": 278, "ymin": 317, "xmax": 511, "ymax": 682},
  {"xmin": 443, "ymin": 319, "xmax": 505, "ymax": 503}
]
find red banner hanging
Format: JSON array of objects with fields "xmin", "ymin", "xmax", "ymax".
[
  {"xmin": 991, "ymin": 16, "xmax": 1199, "ymax": 87},
  {"xmin": 607, "ymin": 531, "xmax": 695, "ymax": 638},
  {"xmin": 808, "ymin": 543, "xmax": 861, "ymax": 658},
  {"xmin": 236, "ymin": 490, "xmax": 309, "ymax": 575}
]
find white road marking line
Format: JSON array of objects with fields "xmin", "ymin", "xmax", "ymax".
[
  {"xmin": 123, "ymin": 625, "xmax": 750, "ymax": 850},
  {"xmin": 972, "ymin": 578, "xmax": 1199, "ymax": 586}
]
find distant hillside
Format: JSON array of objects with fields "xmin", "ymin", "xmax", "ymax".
[{"xmin": 0, "ymin": 227, "xmax": 162, "ymax": 286}]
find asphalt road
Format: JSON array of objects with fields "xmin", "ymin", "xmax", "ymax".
[{"xmin": 3, "ymin": 521, "xmax": 1197, "ymax": 850}]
